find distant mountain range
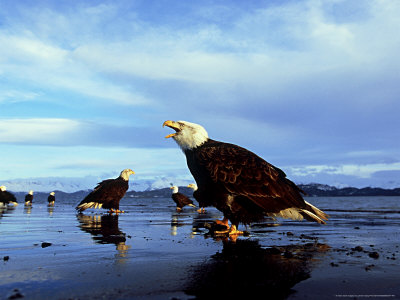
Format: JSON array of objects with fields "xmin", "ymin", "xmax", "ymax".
[
  {"xmin": 2, "ymin": 176, "xmax": 400, "ymax": 196},
  {"xmin": 297, "ymin": 183, "xmax": 400, "ymax": 197},
  {"xmin": 9, "ymin": 183, "xmax": 400, "ymax": 204}
]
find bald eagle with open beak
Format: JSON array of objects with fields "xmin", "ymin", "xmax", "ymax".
[
  {"xmin": 163, "ymin": 120, "xmax": 328, "ymax": 236},
  {"xmin": 76, "ymin": 169, "xmax": 135, "ymax": 214}
]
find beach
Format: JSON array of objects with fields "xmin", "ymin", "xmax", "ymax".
[{"xmin": 1, "ymin": 196, "xmax": 399, "ymax": 299}]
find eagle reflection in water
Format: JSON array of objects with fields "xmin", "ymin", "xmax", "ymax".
[
  {"xmin": 76, "ymin": 214, "xmax": 131, "ymax": 257},
  {"xmin": 185, "ymin": 239, "xmax": 329, "ymax": 299}
]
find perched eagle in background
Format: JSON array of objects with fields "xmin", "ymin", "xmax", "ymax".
[
  {"xmin": 187, "ymin": 183, "xmax": 205, "ymax": 213},
  {"xmin": 48, "ymin": 192, "xmax": 56, "ymax": 206},
  {"xmin": 163, "ymin": 120, "xmax": 328, "ymax": 235},
  {"xmin": 0, "ymin": 186, "xmax": 18, "ymax": 207},
  {"xmin": 170, "ymin": 185, "xmax": 196, "ymax": 212},
  {"xmin": 76, "ymin": 169, "xmax": 135, "ymax": 214},
  {"xmin": 25, "ymin": 190, "xmax": 33, "ymax": 206}
]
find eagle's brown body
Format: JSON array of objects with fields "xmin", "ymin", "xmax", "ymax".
[
  {"xmin": 0, "ymin": 190, "xmax": 17, "ymax": 205},
  {"xmin": 25, "ymin": 193, "xmax": 33, "ymax": 205},
  {"xmin": 76, "ymin": 177, "xmax": 128, "ymax": 212},
  {"xmin": 184, "ymin": 138, "xmax": 327, "ymax": 227},
  {"xmin": 172, "ymin": 192, "xmax": 195, "ymax": 209}
]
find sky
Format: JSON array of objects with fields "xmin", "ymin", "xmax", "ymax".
[{"xmin": 0, "ymin": 0, "xmax": 399, "ymax": 190}]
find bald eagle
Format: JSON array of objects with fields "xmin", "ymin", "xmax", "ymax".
[
  {"xmin": 0, "ymin": 186, "xmax": 18, "ymax": 207},
  {"xmin": 187, "ymin": 183, "xmax": 205, "ymax": 213},
  {"xmin": 163, "ymin": 120, "xmax": 328, "ymax": 235},
  {"xmin": 170, "ymin": 185, "xmax": 196, "ymax": 212},
  {"xmin": 25, "ymin": 190, "xmax": 33, "ymax": 206},
  {"xmin": 48, "ymin": 192, "xmax": 56, "ymax": 206},
  {"xmin": 76, "ymin": 169, "xmax": 135, "ymax": 214}
]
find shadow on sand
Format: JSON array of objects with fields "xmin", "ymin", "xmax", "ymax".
[{"xmin": 185, "ymin": 239, "xmax": 330, "ymax": 299}]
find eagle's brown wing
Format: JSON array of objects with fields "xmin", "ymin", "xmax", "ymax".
[{"xmin": 196, "ymin": 141, "xmax": 307, "ymax": 213}]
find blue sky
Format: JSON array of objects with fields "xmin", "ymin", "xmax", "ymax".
[{"xmin": 1, "ymin": 0, "xmax": 399, "ymax": 190}]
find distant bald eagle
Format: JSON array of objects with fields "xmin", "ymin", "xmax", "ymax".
[
  {"xmin": 48, "ymin": 192, "xmax": 55, "ymax": 206},
  {"xmin": 163, "ymin": 120, "xmax": 328, "ymax": 235},
  {"xmin": 0, "ymin": 186, "xmax": 18, "ymax": 207},
  {"xmin": 76, "ymin": 169, "xmax": 135, "ymax": 214},
  {"xmin": 170, "ymin": 185, "xmax": 196, "ymax": 212},
  {"xmin": 187, "ymin": 183, "xmax": 205, "ymax": 213},
  {"xmin": 25, "ymin": 190, "xmax": 33, "ymax": 206}
]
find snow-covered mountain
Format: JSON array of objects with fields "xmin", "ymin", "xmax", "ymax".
[
  {"xmin": 1, "ymin": 176, "xmax": 398, "ymax": 194},
  {"xmin": 0, "ymin": 176, "xmax": 194, "ymax": 193}
]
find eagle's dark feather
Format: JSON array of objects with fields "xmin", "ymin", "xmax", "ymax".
[
  {"xmin": 185, "ymin": 139, "xmax": 327, "ymax": 226},
  {"xmin": 172, "ymin": 192, "xmax": 195, "ymax": 209},
  {"xmin": 0, "ymin": 190, "xmax": 17, "ymax": 204},
  {"xmin": 25, "ymin": 194, "xmax": 33, "ymax": 203},
  {"xmin": 48, "ymin": 195, "xmax": 55, "ymax": 203},
  {"xmin": 76, "ymin": 177, "xmax": 128, "ymax": 212}
]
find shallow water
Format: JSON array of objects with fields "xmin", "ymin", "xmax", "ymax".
[{"xmin": 1, "ymin": 196, "xmax": 399, "ymax": 299}]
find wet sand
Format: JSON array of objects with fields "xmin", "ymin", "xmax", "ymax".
[{"xmin": 0, "ymin": 196, "xmax": 399, "ymax": 299}]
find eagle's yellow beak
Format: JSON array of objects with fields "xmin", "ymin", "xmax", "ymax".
[{"xmin": 163, "ymin": 120, "xmax": 179, "ymax": 138}]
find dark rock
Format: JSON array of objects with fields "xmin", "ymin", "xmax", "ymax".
[
  {"xmin": 352, "ymin": 246, "xmax": 363, "ymax": 252},
  {"xmin": 369, "ymin": 252, "xmax": 379, "ymax": 259},
  {"xmin": 41, "ymin": 242, "xmax": 52, "ymax": 248}
]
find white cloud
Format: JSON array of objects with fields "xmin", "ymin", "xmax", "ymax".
[
  {"xmin": 0, "ymin": 90, "xmax": 40, "ymax": 103},
  {"xmin": 0, "ymin": 118, "xmax": 81, "ymax": 143},
  {"xmin": 288, "ymin": 162, "xmax": 400, "ymax": 179},
  {"xmin": 0, "ymin": 144, "xmax": 190, "ymax": 181}
]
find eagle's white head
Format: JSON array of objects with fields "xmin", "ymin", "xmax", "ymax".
[
  {"xmin": 50, "ymin": 192, "xmax": 55, "ymax": 196},
  {"xmin": 28, "ymin": 190, "xmax": 33, "ymax": 195},
  {"xmin": 0, "ymin": 186, "xmax": 6, "ymax": 192},
  {"xmin": 120, "ymin": 169, "xmax": 135, "ymax": 181},
  {"xmin": 187, "ymin": 183, "xmax": 198, "ymax": 191},
  {"xmin": 170, "ymin": 186, "xmax": 179, "ymax": 194},
  {"xmin": 163, "ymin": 120, "xmax": 209, "ymax": 150}
]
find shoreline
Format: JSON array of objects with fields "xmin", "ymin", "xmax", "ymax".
[{"xmin": 1, "ymin": 197, "xmax": 399, "ymax": 299}]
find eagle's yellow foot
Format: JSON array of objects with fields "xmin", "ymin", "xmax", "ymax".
[
  {"xmin": 213, "ymin": 218, "xmax": 231, "ymax": 234},
  {"xmin": 176, "ymin": 207, "xmax": 182, "ymax": 212},
  {"xmin": 229, "ymin": 225, "xmax": 243, "ymax": 236},
  {"xmin": 214, "ymin": 228, "xmax": 230, "ymax": 235},
  {"xmin": 215, "ymin": 217, "xmax": 229, "ymax": 228},
  {"xmin": 108, "ymin": 209, "xmax": 124, "ymax": 214}
]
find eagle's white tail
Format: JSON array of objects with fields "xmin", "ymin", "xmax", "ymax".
[{"xmin": 269, "ymin": 201, "xmax": 329, "ymax": 224}]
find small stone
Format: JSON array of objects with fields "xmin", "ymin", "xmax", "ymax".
[
  {"xmin": 352, "ymin": 246, "xmax": 363, "ymax": 252},
  {"xmin": 3, "ymin": 256, "xmax": 9, "ymax": 261},
  {"xmin": 369, "ymin": 251, "xmax": 379, "ymax": 259},
  {"xmin": 41, "ymin": 242, "xmax": 52, "ymax": 248}
]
